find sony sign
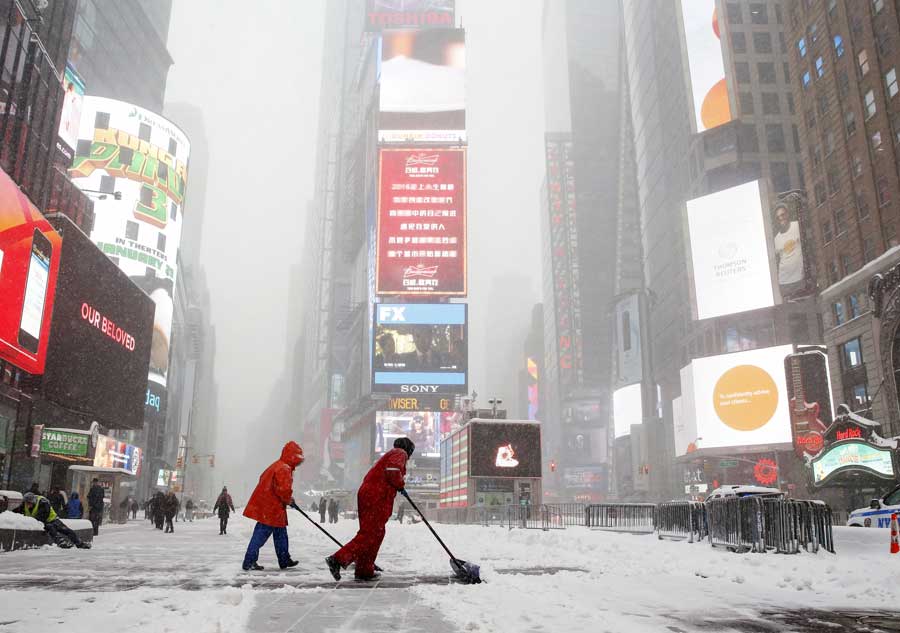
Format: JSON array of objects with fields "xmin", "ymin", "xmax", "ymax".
[{"xmin": 400, "ymin": 385, "xmax": 440, "ymax": 393}]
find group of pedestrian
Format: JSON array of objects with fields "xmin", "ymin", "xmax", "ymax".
[
  {"xmin": 316, "ymin": 497, "xmax": 340, "ymax": 524},
  {"xmin": 146, "ymin": 491, "xmax": 181, "ymax": 532},
  {"xmin": 240, "ymin": 436, "xmax": 414, "ymax": 582},
  {"xmin": 8, "ymin": 481, "xmax": 105, "ymax": 549}
]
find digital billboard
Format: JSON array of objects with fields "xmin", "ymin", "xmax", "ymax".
[
  {"xmin": 56, "ymin": 64, "xmax": 86, "ymax": 162},
  {"xmin": 615, "ymin": 293, "xmax": 642, "ymax": 387},
  {"xmin": 376, "ymin": 147, "xmax": 466, "ymax": 295},
  {"xmin": 94, "ymin": 434, "xmax": 142, "ymax": 476},
  {"xmin": 469, "ymin": 422, "xmax": 541, "ymax": 478},
  {"xmin": 365, "ymin": 0, "xmax": 454, "ymax": 31},
  {"xmin": 563, "ymin": 466, "xmax": 607, "ymax": 490},
  {"xmin": 0, "ymin": 168, "xmax": 61, "ymax": 375},
  {"xmin": 681, "ymin": 345, "xmax": 794, "ymax": 451},
  {"xmin": 69, "ymin": 97, "xmax": 190, "ymax": 421},
  {"xmin": 42, "ymin": 216, "xmax": 154, "ymax": 430},
  {"xmin": 784, "ymin": 350, "xmax": 832, "ymax": 457},
  {"xmin": 673, "ymin": 363, "xmax": 699, "ymax": 457},
  {"xmin": 681, "ymin": 0, "xmax": 732, "ymax": 132},
  {"xmin": 613, "ymin": 383, "xmax": 642, "ymax": 439},
  {"xmin": 811, "ymin": 441, "xmax": 895, "ymax": 485},
  {"xmin": 373, "ymin": 303, "xmax": 467, "ymax": 395},
  {"xmin": 686, "ymin": 180, "xmax": 776, "ymax": 320},
  {"xmin": 375, "ymin": 410, "xmax": 449, "ymax": 457},
  {"xmin": 771, "ymin": 195, "xmax": 812, "ymax": 300},
  {"xmin": 379, "ymin": 28, "xmax": 465, "ymax": 143}
]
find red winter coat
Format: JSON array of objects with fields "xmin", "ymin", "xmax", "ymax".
[
  {"xmin": 359, "ymin": 447, "xmax": 408, "ymax": 522},
  {"xmin": 243, "ymin": 441, "xmax": 304, "ymax": 528}
]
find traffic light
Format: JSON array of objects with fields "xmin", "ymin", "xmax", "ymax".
[{"xmin": 549, "ymin": 460, "xmax": 557, "ymax": 472}]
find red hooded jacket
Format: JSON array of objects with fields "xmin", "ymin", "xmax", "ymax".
[
  {"xmin": 243, "ymin": 441, "xmax": 304, "ymax": 528},
  {"xmin": 359, "ymin": 447, "xmax": 408, "ymax": 522}
]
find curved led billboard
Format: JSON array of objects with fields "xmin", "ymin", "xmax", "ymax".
[{"xmin": 811, "ymin": 440, "xmax": 895, "ymax": 486}]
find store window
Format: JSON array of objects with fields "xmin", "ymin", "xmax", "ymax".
[
  {"xmin": 833, "ymin": 301, "xmax": 846, "ymax": 325},
  {"xmin": 859, "ymin": 50, "xmax": 870, "ymax": 76},
  {"xmin": 886, "ymin": 68, "xmax": 898, "ymax": 98},
  {"xmin": 834, "ymin": 34, "xmax": 845, "ymax": 57},
  {"xmin": 865, "ymin": 90, "xmax": 877, "ymax": 118},
  {"xmin": 849, "ymin": 293, "xmax": 862, "ymax": 319}
]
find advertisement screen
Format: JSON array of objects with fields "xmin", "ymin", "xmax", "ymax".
[
  {"xmin": 615, "ymin": 293, "xmax": 642, "ymax": 387},
  {"xmin": 376, "ymin": 148, "xmax": 466, "ymax": 295},
  {"xmin": 0, "ymin": 169, "xmax": 61, "ymax": 374},
  {"xmin": 811, "ymin": 441, "xmax": 895, "ymax": 485},
  {"xmin": 563, "ymin": 466, "xmax": 607, "ymax": 490},
  {"xmin": 682, "ymin": 345, "xmax": 794, "ymax": 451},
  {"xmin": 366, "ymin": 0, "xmax": 454, "ymax": 31},
  {"xmin": 372, "ymin": 303, "xmax": 467, "ymax": 395},
  {"xmin": 469, "ymin": 422, "xmax": 541, "ymax": 478},
  {"xmin": 69, "ymin": 96, "xmax": 191, "ymax": 415},
  {"xmin": 681, "ymin": 0, "xmax": 732, "ymax": 132},
  {"xmin": 784, "ymin": 351, "xmax": 832, "ymax": 457},
  {"xmin": 613, "ymin": 383, "xmax": 642, "ymax": 439},
  {"xmin": 771, "ymin": 196, "xmax": 811, "ymax": 300},
  {"xmin": 379, "ymin": 29, "xmax": 465, "ymax": 143},
  {"xmin": 686, "ymin": 180, "xmax": 776, "ymax": 320},
  {"xmin": 57, "ymin": 64, "xmax": 86, "ymax": 159},
  {"xmin": 94, "ymin": 434, "xmax": 142, "ymax": 475},
  {"xmin": 42, "ymin": 216, "xmax": 154, "ymax": 430},
  {"xmin": 375, "ymin": 410, "xmax": 452, "ymax": 457}
]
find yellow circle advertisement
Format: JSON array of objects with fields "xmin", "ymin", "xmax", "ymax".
[{"xmin": 713, "ymin": 365, "xmax": 778, "ymax": 431}]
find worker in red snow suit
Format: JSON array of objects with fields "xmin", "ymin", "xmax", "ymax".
[
  {"xmin": 241, "ymin": 441, "xmax": 305, "ymax": 571},
  {"xmin": 326, "ymin": 437, "xmax": 414, "ymax": 581}
]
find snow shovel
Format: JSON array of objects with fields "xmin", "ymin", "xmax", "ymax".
[
  {"xmin": 399, "ymin": 489, "xmax": 482, "ymax": 584},
  {"xmin": 289, "ymin": 502, "xmax": 383, "ymax": 572}
]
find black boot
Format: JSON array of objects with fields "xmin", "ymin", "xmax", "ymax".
[
  {"xmin": 242, "ymin": 562, "xmax": 265, "ymax": 571},
  {"xmin": 325, "ymin": 556, "xmax": 342, "ymax": 581},
  {"xmin": 280, "ymin": 559, "xmax": 299, "ymax": 570}
]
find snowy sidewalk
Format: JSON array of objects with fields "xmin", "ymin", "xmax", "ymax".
[{"xmin": 2, "ymin": 512, "xmax": 900, "ymax": 632}]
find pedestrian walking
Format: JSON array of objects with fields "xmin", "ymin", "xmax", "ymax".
[
  {"xmin": 241, "ymin": 441, "xmax": 304, "ymax": 571},
  {"xmin": 326, "ymin": 437, "xmax": 413, "ymax": 581},
  {"xmin": 66, "ymin": 491, "xmax": 83, "ymax": 519},
  {"xmin": 328, "ymin": 498, "xmax": 339, "ymax": 523},
  {"xmin": 318, "ymin": 496, "xmax": 327, "ymax": 523},
  {"xmin": 163, "ymin": 491, "xmax": 179, "ymax": 533},
  {"xmin": 213, "ymin": 487, "xmax": 235, "ymax": 535},
  {"xmin": 131, "ymin": 498, "xmax": 139, "ymax": 520},
  {"xmin": 152, "ymin": 491, "xmax": 165, "ymax": 530},
  {"xmin": 185, "ymin": 498, "xmax": 195, "ymax": 522},
  {"xmin": 87, "ymin": 478, "xmax": 105, "ymax": 536},
  {"xmin": 21, "ymin": 493, "xmax": 90, "ymax": 549},
  {"xmin": 119, "ymin": 497, "xmax": 129, "ymax": 523}
]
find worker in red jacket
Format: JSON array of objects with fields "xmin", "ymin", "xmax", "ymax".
[
  {"xmin": 241, "ymin": 441, "xmax": 305, "ymax": 571},
  {"xmin": 326, "ymin": 437, "xmax": 413, "ymax": 581}
]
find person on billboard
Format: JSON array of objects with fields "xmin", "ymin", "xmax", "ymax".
[
  {"xmin": 773, "ymin": 202, "xmax": 805, "ymax": 298},
  {"xmin": 87, "ymin": 478, "xmax": 105, "ymax": 536},
  {"xmin": 213, "ymin": 486, "xmax": 235, "ymax": 535},
  {"xmin": 398, "ymin": 328, "xmax": 443, "ymax": 371},
  {"xmin": 374, "ymin": 333, "xmax": 399, "ymax": 370},
  {"xmin": 325, "ymin": 437, "xmax": 413, "ymax": 582},
  {"xmin": 21, "ymin": 493, "xmax": 90, "ymax": 549},
  {"xmin": 241, "ymin": 441, "xmax": 305, "ymax": 571}
]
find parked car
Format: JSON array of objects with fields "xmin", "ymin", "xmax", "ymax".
[
  {"xmin": 705, "ymin": 485, "xmax": 783, "ymax": 502},
  {"xmin": 847, "ymin": 484, "xmax": 900, "ymax": 528}
]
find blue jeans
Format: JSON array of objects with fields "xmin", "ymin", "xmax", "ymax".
[{"xmin": 242, "ymin": 522, "xmax": 291, "ymax": 568}]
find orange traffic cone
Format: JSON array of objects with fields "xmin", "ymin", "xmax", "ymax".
[{"xmin": 891, "ymin": 514, "xmax": 899, "ymax": 555}]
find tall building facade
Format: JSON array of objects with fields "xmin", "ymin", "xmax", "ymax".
[
  {"xmin": 540, "ymin": 0, "xmax": 630, "ymax": 501},
  {"xmin": 786, "ymin": 0, "xmax": 900, "ymax": 438}
]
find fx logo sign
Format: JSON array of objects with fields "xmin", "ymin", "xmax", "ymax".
[{"xmin": 379, "ymin": 306, "xmax": 406, "ymax": 322}]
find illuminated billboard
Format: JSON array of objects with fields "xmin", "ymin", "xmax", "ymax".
[
  {"xmin": 56, "ymin": 64, "xmax": 86, "ymax": 162},
  {"xmin": 42, "ymin": 216, "xmax": 155, "ymax": 430},
  {"xmin": 469, "ymin": 421, "xmax": 541, "ymax": 478},
  {"xmin": 376, "ymin": 147, "xmax": 466, "ymax": 295},
  {"xmin": 673, "ymin": 364, "xmax": 699, "ymax": 457},
  {"xmin": 365, "ymin": 0, "xmax": 455, "ymax": 31},
  {"xmin": 94, "ymin": 434, "xmax": 142, "ymax": 476},
  {"xmin": 0, "ymin": 168, "xmax": 61, "ymax": 375},
  {"xmin": 784, "ymin": 351, "xmax": 832, "ymax": 457},
  {"xmin": 686, "ymin": 180, "xmax": 776, "ymax": 320},
  {"xmin": 613, "ymin": 383, "xmax": 642, "ymax": 439},
  {"xmin": 681, "ymin": 0, "xmax": 732, "ymax": 132},
  {"xmin": 812, "ymin": 441, "xmax": 895, "ymax": 485},
  {"xmin": 372, "ymin": 303, "xmax": 467, "ymax": 395},
  {"xmin": 375, "ymin": 410, "xmax": 449, "ymax": 457},
  {"xmin": 771, "ymin": 195, "xmax": 812, "ymax": 300},
  {"xmin": 379, "ymin": 28, "xmax": 465, "ymax": 143},
  {"xmin": 69, "ymin": 97, "xmax": 190, "ymax": 419},
  {"xmin": 681, "ymin": 345, "xmax": 794, "ymax": 451}
]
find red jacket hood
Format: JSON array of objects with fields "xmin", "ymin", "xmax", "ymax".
[{"xmin": 281, "ymin": 441, "xmax": 304, "ymax": 469}]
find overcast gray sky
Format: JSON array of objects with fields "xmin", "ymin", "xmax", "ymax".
[{"xmin": 165, "ymin": 0, "xmax": 544, "ymax": 488}]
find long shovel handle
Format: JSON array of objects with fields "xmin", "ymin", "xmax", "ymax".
[
  {"xmin": 400, "ymin": 489, "xmax": 460, "ymax": 563},
  {"xmin": 290, "ymin": 502, "xmax": 383, "ymax": 572}
]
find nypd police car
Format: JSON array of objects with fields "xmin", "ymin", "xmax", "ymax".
[{"xmin": 847, "ymin": 484, "xmax": 900, "ymax": 528}]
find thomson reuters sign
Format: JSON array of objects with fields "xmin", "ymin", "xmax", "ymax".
[{"xmin": 713, "ymin": 365, "xmax": 779, "ymax": 432}]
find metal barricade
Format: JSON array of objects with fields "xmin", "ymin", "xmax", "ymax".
[
  {"xmin": 542, "ymin": 503, "xmax": 585, "ymax": 528},
  {"xmin": 656, "ymin": 501, "xmax": 707, "ymax": 542},
  {"xmin": 585, "ymin": 503, "xmax": 656, "ymax": 533},
  {"xmin": 707, "ymin": 496, "xmax": 835, "ymax": 554}
]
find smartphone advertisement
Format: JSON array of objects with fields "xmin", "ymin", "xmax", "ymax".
[
  {"xmin": 41, "ymin": 216, "xmax": 154, "ymax": 430},
  {"xmin": 0, "ymin": 167, "xmax": 61, "ymax": 374}
]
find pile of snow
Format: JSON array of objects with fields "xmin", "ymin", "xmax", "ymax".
[
  {"xmin": 0, "ymin": 512, "xmax": 43, "ymax": 530},
  {"xmin": 61, "ymin": 518, "xmax": 93, "ymax": 531}
]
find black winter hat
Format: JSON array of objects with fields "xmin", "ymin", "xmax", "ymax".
[{"xmin": 393, "ymin": 437, "xmax": 415, "ymax": 457}]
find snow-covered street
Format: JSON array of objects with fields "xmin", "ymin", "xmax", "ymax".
[{"xmin": 1, "ymin": 512, "xmax": 899, "ymax": 632}]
